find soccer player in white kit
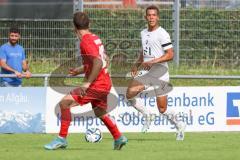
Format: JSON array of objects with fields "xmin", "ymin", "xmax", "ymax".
[{"xmin": 126, "ymin": 5, "xmax": 185, "ymax": 140}]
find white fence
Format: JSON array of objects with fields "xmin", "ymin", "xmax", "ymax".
[{"xmin": 1, "ymin": 74, "xmax": 240, "ymax": 87}]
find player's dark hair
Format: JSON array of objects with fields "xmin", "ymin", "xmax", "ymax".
[
  {"xmin": 146, "ymin": 5, "xmax": 160, "ymax": 16},
  {"xmin": 73, "ymin": 12, "xmax": 90, "ymax": 30},
  {"xmin": 9, "ymin": 27, "xmax": 20, "ymax": 34}
]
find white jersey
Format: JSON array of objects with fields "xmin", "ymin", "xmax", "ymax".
[
  {"xmin": 141, "ymin": 26, "xmax": 173, "ymax": 63},
  {"xmin": 139, "ymin": 26, "xmax": 173, "ymax": 81}
]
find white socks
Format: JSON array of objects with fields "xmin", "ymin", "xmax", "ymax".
[
  {"xmin": 128, "ymin": 98, "xmax": 179, "ymax": 129},
  {"xmin": 162, "ymin": 108, "xmax": 178, "ymax": 128},
  {"xmin": 128, "ymin": 98, "xmax": 150, "ymax": 116}
]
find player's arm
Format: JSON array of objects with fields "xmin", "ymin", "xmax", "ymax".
[
  {"xmin": 150, "ymin": 48, "xmax": 174, "ymax": 63},
  {"xmin": 79, "ymin": 57, "xmax": 102, "ymax": 96},
  {"xmin": 0, "ymin": 59, "xmax": 22, "ymax": 78},
  {"xmin": 131, "ymin": 50, "xmax": 143, "ymax": 77},
  {"xmin": 22, "ymin": 60, "xmax": 31, "ymax": 78},
  {"xmin": 69, "ymin": 66, "xmax": 84, "ymax": 76},
  {"xmin": 85, "ymin": 57, "xmax": 103, "ymax": 85},
  {"xmin": 141, "ymin": 48, "xmax": 174, "ymax": 70},
  {"xmin": 77, "ymin": 57, "xmax": 103, "ymax": 97},
  {"xmin": 133, "ymin": 50, "xmax": 143, "ymax": 68},
  {"xmin": 79, "ymin": 39, "xmax": 104, "ymax": 95}
]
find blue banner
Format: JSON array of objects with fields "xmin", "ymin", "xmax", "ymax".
[{"xmin": 0, "ymin": 87, "xmax": 46, "ymax": 133}]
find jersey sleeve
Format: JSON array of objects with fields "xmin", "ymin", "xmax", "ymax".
[
  {"xmin": 82, "ymin": 40, "xmax": 100, "ymax": 59},
  {"xmin": 22, "ymin": 47, "xmax": 26, "ymax": 61},
  {"xmin": 0, "ymin": 46, "xmax": 6, "ymax": 61},
  {"xmin": 160, "ymin": 30, "xmax": 173, "ymax": 50}
]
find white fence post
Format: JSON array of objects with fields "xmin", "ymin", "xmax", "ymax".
[{"xmin": 172, "ymin": 0, "xmax": 180, "ymax": 67}]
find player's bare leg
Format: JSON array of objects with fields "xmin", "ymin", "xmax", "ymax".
[
  {"xmin": 44, "ymin": 94, "xmax": 78, "ymax": 150},
  {"xmin": 156, "ymin": 95, "xmax": 186, "ymax": 141},
  {"xmin": 126, "ymin": 79, "xmax": 153, "ymax": 132},
  {"xmin": 126, "ymin": 79, "xmax": 149, "ymax": 115},
  {"xmin": 126, "ymin": 79, "xmax": 145, "ymax": 99},
  {"xmin": 93, "ymin": 107, "xmax": 127, "ymax": 150}
]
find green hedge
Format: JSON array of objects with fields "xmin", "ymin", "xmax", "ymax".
[
  {"xmin": 87, "ymin": 9, "xmax": 239, "ymax": 67},
  {"xmin": 0, "ymin": 8, "xmax": 239, "ymax": 68}
]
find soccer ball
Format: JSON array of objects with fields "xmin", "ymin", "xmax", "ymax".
[{"xmin": 85, "ymin": 128, "xmax": 102, "ymax": 143}]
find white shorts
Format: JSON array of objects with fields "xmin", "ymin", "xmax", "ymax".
[{"xmin": 134, "ymin": 63, "xmax": 172, "ymax": 96}]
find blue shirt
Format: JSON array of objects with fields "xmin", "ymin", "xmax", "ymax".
[{"xmin": 0, "ymin": 43, "xmax": 26, "ymax": 85}]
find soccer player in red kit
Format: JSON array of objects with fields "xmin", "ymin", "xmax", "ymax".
[{"xmin": 44, "ymin": 12, "xmax": 127, "ymax": 150}]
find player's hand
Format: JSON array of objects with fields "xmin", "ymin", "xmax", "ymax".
[
  {"xmin": 14, "ymin": 71, "xmax": 22, "ymax": 78},
  {"xmin": 131, "ymin": 66, "xmax": 138, "ymax": 77},
  {"xmin": 79, "ymin": 82, "xmax": 91, "ymax": 97},
  {"xmin": 69, "ymin": 68, "xmax": 80, "ymax": 76},
  {"xmin": 23, "ymin": 71, "xmax": 32, "ymax": 79},
  {"xmin": 141, "ymin": 61, "xmax": 153, "ymax": 70}
]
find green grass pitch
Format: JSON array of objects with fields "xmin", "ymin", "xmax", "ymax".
[{"xmin": 0, "ymin": 132, "xmax": 239, "ymax": 160}]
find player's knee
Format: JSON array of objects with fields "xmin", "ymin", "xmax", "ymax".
[
  {"xmin": 159, "ymin": 106, "xmax": 167, "ymax": 114},
  {"xmin": 59, "ymin": 98, "xmax": 71, "ymax": 109},
  {"xmin": 126, "ymin": 91, "xmax": 133, "ymax": 100},
  {"xmin": 126, "ymin": 92, "xmax": 135, "ymax": 100},
  {"xmin": 59, "ymin": 94, "xmax": 74, "ymax": 109},
  {"xmin": 93, "ymin": 106, "xmax": 106, "ymax": 118},
  {"xmin": 59, "ymin": 100, "xmax": 68, "ymax": 109},
  {"xmin": 126, "ymin": 88, "xmax": 138, "ymax": 99}
]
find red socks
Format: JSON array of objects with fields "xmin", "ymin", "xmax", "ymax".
[
  {"xmin": 59, "ymin": 107, "xmax": 71, "ymax": 138},
  {"xmin": 59, "ymin": 108, "xmax": 121, "ymax": 140},
  {"xmin": 101, "ymin": 115, "xmax": 122, "ymax": 140}
]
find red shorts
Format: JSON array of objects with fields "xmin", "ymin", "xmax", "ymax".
[{"xmin": 70, "ymin": 84, "xmax": 111, "ymax": 109}]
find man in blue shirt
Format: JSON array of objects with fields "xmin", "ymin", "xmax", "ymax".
[{"xmin": 0, "ymin": 27, "xmax": 31, "ymax": 87}]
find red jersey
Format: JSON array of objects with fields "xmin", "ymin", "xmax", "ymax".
[{"xmin": 80, "ymin": 33, "xmax": 111, "ymax": 90}]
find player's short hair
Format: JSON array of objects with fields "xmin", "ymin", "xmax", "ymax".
[
  {"xmin": 9, "ymin": 27, "xmax": 20, "ymax": 34},
  {"xmin": 73, "ymin": 12, "xmax": 90, "ymax": 30},
  {"xmin": 146, "ymin": 5, "xmax": 160, "ymax": 16}
]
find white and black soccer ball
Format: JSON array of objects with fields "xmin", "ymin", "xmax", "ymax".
[{"xmin": 85, "ymin": 128, "xmax": 102, "ymax": 143}]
